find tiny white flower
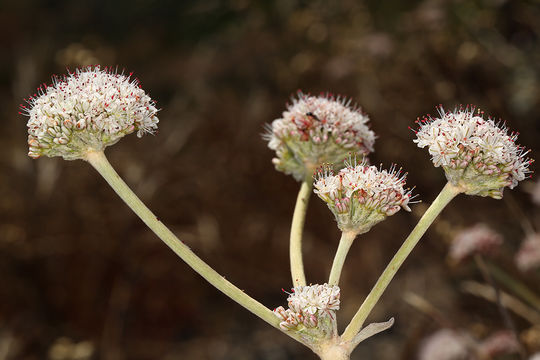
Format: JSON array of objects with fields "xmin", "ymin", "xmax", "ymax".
[
  {"xmin": 22, "ymin": 65, "xmax": 159, "ymax": 160},
  {"xmin": 314, "ymin": 158, "xmax": 413, "ymax": 234},
  {"xmin": 413, "ymin": 106, "xmax": 533, "ymax": 199},
  {"xmin": 264, "ymin": 92, "xmax": 375, "ymax": 181}
]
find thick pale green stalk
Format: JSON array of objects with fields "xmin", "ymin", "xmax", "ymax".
[
  {"xmin": 85, "ymin": 151, "xmax": 281, "ymax": 330},
  {"xmin": 342, "ymin": 182, "xmax": 461, "ymax": 342},
  {"xmin": 290, "ymin": 180, "xmax": 312, "ymax": 287},
  {"xmin": 328, "ymin": 231, "xmax": 357, "ymax": 285}
]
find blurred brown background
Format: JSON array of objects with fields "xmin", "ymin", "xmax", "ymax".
[{"xmin": 0, "ymin": 0, "xmax": 539, "ymax": 359}]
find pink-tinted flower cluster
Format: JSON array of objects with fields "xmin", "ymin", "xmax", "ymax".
[
  {"xmin": 23, "ymin": 66, "xmax": 158, "ymax": 160},
  {"xmin": 449, "ymin": 223, "xmax": 503, "ymax": 263},
  {"xmin": 314, "ymin": 159, "xmax": 413, "ymax": 234},
  {"xmin": 418, "ymin": 329, "xmax": 519, "ymax": 360},
  {"xmin": 266, "ymin": 92, "xmax": 375, "ymax": 181},
  {"xmin": 413, "ymin": 106, "xmax": 532, "ymax": 198},
  {"xmin": 274, "ymin": 284, "xmax": 340, "ymax": 332}
]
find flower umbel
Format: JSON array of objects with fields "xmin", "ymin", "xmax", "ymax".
[
  {"xmin": 314, "ymin": 159, "xmax": 413, "ymax": 234},
  {"xmin": 23, "ymin": 65, "xmax": 159, "ymax": 160},
  {"xmin": 265, "ymin": 92, "xmax": 375, "ymax": 181},
  {"xmin": 274, "ymin": 284, "xmax": 340, "ymax": 341},
  {"xmin": 413, "ymin": 106, "xmax": 532, "ymax": 198}
]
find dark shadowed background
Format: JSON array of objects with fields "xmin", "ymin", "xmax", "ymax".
[{"xmin": 0, "ymin": 0, "xmax": 539, "ymax": 359}]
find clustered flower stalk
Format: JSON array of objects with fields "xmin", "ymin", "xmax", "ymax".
[{"xmin": 24, "ymin": 67, "xmax": 533, "ymax": 360}]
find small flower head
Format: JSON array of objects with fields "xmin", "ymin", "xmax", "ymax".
[
  {"xmin": 413, "ymin": 106, "xmax": 533, "ymax": 199},
  {"xmin": 265, "ymin": 92, "xmax": 375, "ymax": 181},
  {"xmin": 274, "ymin": 284, "xmax": 340, "ymax": 340},
  {"xmin": 515, "ymin": 233, "xmax": 540, "ymax": 272},
  {"xmin": 22, "ymin": 66, "xmax": 159, "ymax": 160},
  {"xmin": 314, "ymin": 158, "xmax": 413, "ymax": 234},
  {"xmin": 449, "ymin": 223, "xmax": 503, "ymax": 263},
  {"xmin": 418, "ymin": 329, "xmax": 471, "ymax": 360}
]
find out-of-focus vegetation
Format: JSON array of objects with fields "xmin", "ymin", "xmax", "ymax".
[{"xmin": 0, "ymin": 0, "xmax": 539, "ymax": 359}]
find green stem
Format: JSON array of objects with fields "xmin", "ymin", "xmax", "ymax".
[
  {"xmin": 341, "ymin": 182, "xmax": 461, "ymax": 342},
  {"xmin": 328, "ymin": 231, "xmax": 357, "ymax": 286},
  {"xmin": 85, "ymin": 151, "xmax": 282, "ymax": 331},
  {"xmin": 290, "ymin": 180, "xmax": 312, "ymax": 287}
]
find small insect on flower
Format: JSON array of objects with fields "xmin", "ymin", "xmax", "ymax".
[
  {"xmin": 413, "ymin": 105, "xmax": 533, "ymax": 199},
  {"xmin": 22, "ymin": 65, "xmax": 159, "ymax": 160},
  {"xmin": 264, "ymin": 91, "xmax": 375, "ymax": 181},
  {"xmin": 313, "ymin": 157, "xmax": 415, "ymax": 235}
]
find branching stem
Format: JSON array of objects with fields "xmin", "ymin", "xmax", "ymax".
[{"xmin": 342, "ymin": 182, "xmax": 461, "ymax": 342}]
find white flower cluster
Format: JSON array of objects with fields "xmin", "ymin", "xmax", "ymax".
[
  {"xmin": 265, "ymin": 92, "xmax": 375, "ymax": 181},
  {"xmin": 314, "ymin": 160, "xmax": 412, "ymax": 234},
  {"xmin": 23, "ymin": 66, "xmax": 159, "ymax": 160},
  {"xmin": 413, "ymin": 106, "xmax": 532, "ymax": 198},
  {"xmin": 274, "ymin": 284, "xmax": 340, "ymax": 332},
  {"xmin": 449, "ymin": 223, "xmax": 503, "ymax": 263}
]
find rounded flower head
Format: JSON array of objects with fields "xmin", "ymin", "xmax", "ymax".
[
  {"xmin": 265, "ymin": 92, "xmax": 375, "ymax": 181},
  {"xmin": 314, "ymin": 158, "xmax": 413, "ymax": 234},
  {"xmin": 22, "ymin": 66, "xmax": 159, "ymax": 160},
  {"xmin": 274, "ymin": 284, "xmax": 340, "ymax": 339},
  {"xmin": 413, "ymin": 106, "xmax": 532, "ymax": 199}
]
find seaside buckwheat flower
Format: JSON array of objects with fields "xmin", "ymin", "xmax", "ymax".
[
  {"xmin": 22, "ymin": 66, "xmax": 158, "ymax": 160},
  {"xmin": 314, "ymin": 159, "xmax": 412, "ymax": 234},
  {"xmin": 265, "ymin": 92, "xmax": 375, "ymax": 181},
  {"xmin": 418, "ymin": 329, "xmax": 471, "ymax": 360},
  {"xmin": 515, "ymin": 233, "xmax": 540, "ymax": 272},
  {"xmin": 449, "ymin": 223, "xmax": 503, "ymax": 263},
  {"xmin": 413, "ymin": 106, "xmax": 532, "ymax": 199},
  {"xmin": 274, "ymin": 284, "xmax": 340, "ymax": 340}
]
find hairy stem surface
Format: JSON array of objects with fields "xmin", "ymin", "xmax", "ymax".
[
  {"xmin": 85, "ymin": 151, "xmax": 282, "ymax": 330},
  {"xmin": 342, "ymin": 182, "xmax": 461, "ymax": 342},
  {"xmin": 328, "ymin": 231, "xmax": 357, "ymax": 286},
  {"xmin": 290, "ymin": 180, "xmax": 312, "ymax": 287}
]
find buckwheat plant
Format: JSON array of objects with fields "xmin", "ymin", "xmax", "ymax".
[{"xmin": 24, "ymin": 67, "xmax": 534, "ymax": 360}]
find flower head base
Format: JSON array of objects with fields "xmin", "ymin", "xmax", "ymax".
[
  {"xmin": 265, "ymin": 92, "xmax": 375, "ymax": 181},
  {"xmin": 274, "ymin": 284, "xmax": 340, "ymax": 341},
  {"xmin": 413, "ymin": 106, "xmax": 532, "ymax": 199},
  {"xmin": 23, "ymin": 66, "xmax": 159, "ymax": 160},
  {"xmin": 314, "ymin": 159, "xmax": 413, "ymax": 234}
]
